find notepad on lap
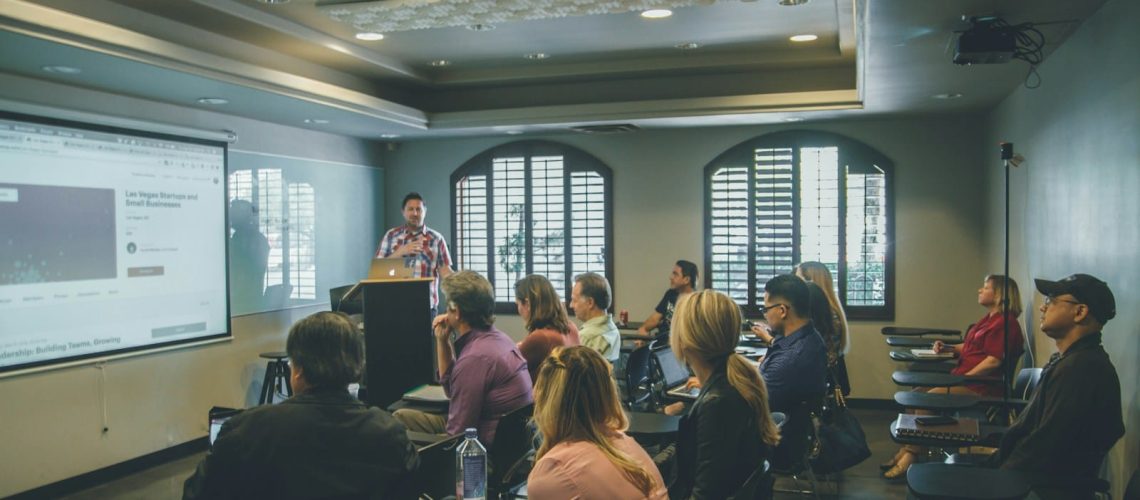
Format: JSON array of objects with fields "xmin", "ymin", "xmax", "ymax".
[
  {"xmin": 911, "ymin": 348, "xmax": 955, "ymax": 359},
  {"xmin": 895, "ymin": 413, "xmax": 980, "ymax": 444},
  {"xmin": 403, "ymin": 384, "xmax": 449, "ymax": 404}
]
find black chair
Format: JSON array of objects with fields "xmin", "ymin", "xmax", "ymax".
[
  {"xmin": 729, "ymin": 460, "xmax": 774, "ymax": 500},
  {"xmin": 771, "ymin": 398, "xmax": 822, "ymax": 499},
  {"xmin": 623, "ymin": 343, "xmax": 654, "ymax": 409},
  {"xmin": 488, "ymin": 403, "xmax": 535, "ymax": 499},
  {"xmin": 410, "ymin": 433, "xmax": 464, "ymax": 500}
]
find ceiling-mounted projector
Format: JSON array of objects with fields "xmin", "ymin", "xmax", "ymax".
[{"xmin": 953, "ymin": 17, "xmax": 1016, "ymax": 65}]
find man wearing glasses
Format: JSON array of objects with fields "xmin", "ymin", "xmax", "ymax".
[
  {"xmin": 757, "ymin": 274, "xmax": 828, "ymax": 416},
  {"xmin": 993, "ymin": 274, "xmax": 1123, "ymax": 499}
]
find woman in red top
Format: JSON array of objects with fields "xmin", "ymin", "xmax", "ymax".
[
  {"xmin": 515, "ymin": 274, "xmax": 580, "ymax": 383},
  {"xmin": 882, "ymin": 274, "xmax": 1025, "ymax": 480}
]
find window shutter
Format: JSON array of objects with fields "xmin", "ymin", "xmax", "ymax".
[{"xmin": 753, "ymin": 147, "xmax": 795, "ymax": 299}]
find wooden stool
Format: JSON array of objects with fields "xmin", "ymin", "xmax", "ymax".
[{"xmin": 258, "ymin": 351, "xmax": 292, "ymax": 405}]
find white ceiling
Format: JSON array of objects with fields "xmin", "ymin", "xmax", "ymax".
[{"xmin": 0, "ymin": 0, "xmax": 1106, "ymax": 140}]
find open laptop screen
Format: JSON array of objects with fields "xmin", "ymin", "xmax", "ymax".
[{"xmin": 652, "ymin": 346, "xmax": 691, "ymax": 389}]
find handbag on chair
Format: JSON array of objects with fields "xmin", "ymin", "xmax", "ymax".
[{"xmin": 809, "ymin": 368, "xmax": 871, "ymax": 474}]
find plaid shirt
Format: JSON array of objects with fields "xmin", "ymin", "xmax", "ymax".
[{"xmin": 375, "ymin": 224, "xmax": 453, "ymax": 308}]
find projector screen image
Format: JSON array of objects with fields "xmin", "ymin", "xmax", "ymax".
[{"xmin": 0, "ymin": 111, "xmax": 230, "ymax": 374}]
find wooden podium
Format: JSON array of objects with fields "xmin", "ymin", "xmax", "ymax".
[{"xmin": 344, "ymin": 277, "xmax": 435, "ymax": 408}]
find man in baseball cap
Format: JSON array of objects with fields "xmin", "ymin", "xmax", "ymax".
[{"xmin": 994, "ymin": 273, "xmax": 1123, "ymax": 499}]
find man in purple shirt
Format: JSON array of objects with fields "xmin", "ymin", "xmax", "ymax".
[{"xmin": 393, "ymin": 270, "xmax": 533, "ymax": 446}]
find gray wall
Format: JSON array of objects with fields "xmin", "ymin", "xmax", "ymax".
[
  {"xmin": 983, "ymin": 0, "xmax": 1138, "ymax": 495},
  {"xmin": 383, "ymin": 115, "xmax": 992, "ymax": 403},
  {"xmin": 0, "ymin": 74, "xmax": 386, "ymax": 497}
]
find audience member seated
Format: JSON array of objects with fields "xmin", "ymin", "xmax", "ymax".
[
  {"xmin": 394, "ymin": 270, "xmax": 533, "ymax": 447},
  {"xmin": 992, "ymin": 274, "xmax": 1123, "ymax": 500},
  {"xmin": 570, "ymin": 272, "xmax": 621, "ymax": 363},
  {"xmin": 527, "ymin": 346, "xmax": 668, "ymax": 499},
  {"xmin": 636, "ymin": 259, "xmax": 698, "ymax": 342},
  {"xmin": 660, "ymin": 290, "xmax": 782, "ymax": 499},
  {"xmin": 182, "ymin": 312, "xmax": 419, "ymax": 499},
  {"xmin": 882, "ymin": 275, "xmax": 1025, "ymax": 480},
  {"xmin": 757, "ymin": 274, "xmax": 828, "ymax": 415},
  {"xmin": 795, "ymin": 261, "xmax": 851, "ymax": 395},
  {"xmin": 514, "ymin": 274, "xmax": 580, "ymax": 383}
]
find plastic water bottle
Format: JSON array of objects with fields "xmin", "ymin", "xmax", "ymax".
[{"xmin": 456, "ymin": 428, "xmax": 487, "ymax": 500}]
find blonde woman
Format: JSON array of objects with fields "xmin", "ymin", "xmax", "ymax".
[
  {"xmin": 527, "ymin": 346, "xmax": 667, "ymax": 499},
  {"xmin": 670, "ymin": 290, "xmax": 782, "ymax": 499},
  {"xmin": 793, "ymin": 261, "xmax": 849, "ymax": 363},
  {"xmin": 514, "ymin": 274, "xmax": 580, "ymax": 383}
]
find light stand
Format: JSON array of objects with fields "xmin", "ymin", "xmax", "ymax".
[{"xmin": 999, "ymin": 142, "xmax": 1015, "ymax": 402}]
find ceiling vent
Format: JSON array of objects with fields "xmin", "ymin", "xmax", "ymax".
[{"xmin": 569, "ymin": 124, "xmax": 640, "ymax": 134}]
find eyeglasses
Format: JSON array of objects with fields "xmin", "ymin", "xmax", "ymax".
[
  {"xmin": 759, "ymin": 303, "xmax": 788, "ymax": 315},
  {"xmin": 1043, "ymin": 296, "xmax": 1081, "ymax": 307}
]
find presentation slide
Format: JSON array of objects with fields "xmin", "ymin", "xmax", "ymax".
[{"xmin": 0, "ymin": 111, "xmax": 230, "ymax": 373}]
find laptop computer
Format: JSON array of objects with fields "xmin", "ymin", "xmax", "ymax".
[
  {"xmin": 368, "ymin": 256, "xmax": 416, "ymax": 280},
  {"xmin": 652, "ymin": 345, "xmax": 700, "ymax": 400},
  {"xmin": 208, "ymin": 406, "xmax": 242, "ymax": 447}
]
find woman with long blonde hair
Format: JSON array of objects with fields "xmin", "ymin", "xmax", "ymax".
[
  {"xmin": 527, "ymin": 346, "xmax": 667, "ymax": 499},
  {"xmin": 514, "ymin": 274, "xmax": 580, "ymax": 383},
  {"xmin": 669, "ymin": 290, "xmax": 781, "ymax": 499}
]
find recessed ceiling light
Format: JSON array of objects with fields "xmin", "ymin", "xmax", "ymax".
[
  {"xmin": 789, "ymin": 34, "xmax": 818, "ymax": 42},
  {"xmin": 355, "ymin": 32, "xmax": 384, "ymax": 41},
  {"xmin": 505, "ymin": 130, "xmax": 524, "ymax": 135},
  {"xmin": 256, "ymin": 0, "xmax": 290, "ymax": 4},
  {"xmin": 303, "ymin": 119, "xmax": 330, "ymax": 125},
  {"xmin": 640, "ymin": 9, "xmax": 673, "ymax": 19},
  {"xmin": 41, "ymin": 65, "xmax": 82, "ymax": 74},
  {"xmin": 380, "ymin": 133, "xmax": 400, "ymax": 139},
  {"xmin": 467, "ymin": 23, "xmax": 495, "ymax": 31},
  {"xmin": 524, "ymin": 52, "xmax": 549, "ymax": 60},
  {"xmin": 932, "ymin": 93, "xmax": 963, "ymax": 100},
  {"xmin": 196, "ymin": 97, "xmax": 229, "ymax": 105},
  {"xmin": 429, "ymin": 60, "xmax": 451, "ymax": 67},
  {"xmin": 778, "ymin": 0, "xmax": 809, "ymax": 6},
  {"xmin": 783, "ymin": 117, "xmax": 804, "ymax": 122},
  {"xmin": 675, "ymin": 42, "xmax": 701, "ymax": 50}
]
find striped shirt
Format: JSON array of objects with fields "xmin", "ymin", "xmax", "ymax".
[{"xmin": 375, "ymin": 224, "xmax": 453, "ymax": 308}]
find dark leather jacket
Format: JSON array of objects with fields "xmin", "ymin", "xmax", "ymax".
[
  {"xmin": 670, "ymin": 362, "xmax": 770, "ymax": 500},
  {"xmin": 183, "ymin": 389, "xmax": 419, "ymax": 500}
]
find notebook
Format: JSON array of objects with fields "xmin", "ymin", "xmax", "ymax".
[
  {"xmin": 894, "ymin": 413, "xmax": 980, "ymax": 444},
  {"xmin": 911, "ymin": 348, "xmax": 955, "ymax": 359},
  {"xmin": 403, "ymin": 384, "xmax": 449, "ymax": 404},
  {"xmin": 652, "ymin": 345, "xmax": 700, "ymax": 400}
]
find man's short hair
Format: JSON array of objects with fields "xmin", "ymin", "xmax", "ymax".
[
  {"xmin": 442, "ymin": 270, "xmax": 496, "ymax": 330},
  {"xmin": 676, "ymin": 260, "xmax": 699, "ymax": 287},
  {"xmin": 764, "ymin": 274, "xmax": 810, "ymax": 317},
  {"xmin": 574, "ymin": 272, "xmax": 612, "ymax": 311},
  {"xmin": 402, "ymin": 192, "xmax": 424, "ymax": 209},
  {"xmin": 286, "ymin": 312, "xmax": 364, "ymax": 390}
]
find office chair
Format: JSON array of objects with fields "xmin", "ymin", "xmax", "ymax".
[
  {"xmin": 771, "ymin": 397, "xmax": 822, "ymax": 499},
  {"xmin": 488, "ymin": 403, "xmax": 535, "ymax": 499},
  {"xmin": 622, "ymin": 343, "xmax": 655, "ymax": 410}
]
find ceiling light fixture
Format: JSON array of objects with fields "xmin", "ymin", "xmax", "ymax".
[
  {"xmin": 783, "ymin": 117, "xmax": 804, "ymax": 122},
  {"xmin": 789, "ymin": 34, "xmax": 818, "ymax": 42},
  {"xmin": 675, "ymin": 42, "xmax": 701, "ymax": 50},
  {"xmin": 355, "ymin": 32, "xmax": 384, "ymax": 41},
  {"xmin": 932, "ymin": 93, "xmax": 963, "ymax": 99},
  {"xmin": 41, "ymin": 65, "xmax": 82, "ymax": 74},
  {"xmin": 256, "ymin": 0, "xmax": 290, "ymax": 4},
  {"xmin": 304, "ymin": 118, "xmax": 330, "ymax": 124},
  {"xmin": 467, "ymin": 23, "xmax": 495, "ymax": 31},
  {"xmin": 505, "ymin": 130, "xmax": 524, "ymax": 135},
  {"xmin": 778, "ymin": 0, "xmax": 809, "ymax": 6},
  {"xmin": 380, "ymin": 133, "xmax": 400, "ymax": 139},
  {"xmin": 524, "ymin": 52, "xmax": 549, "ymax": 60},
  {"xmin": 196, "ymin": 97, "xmax": 229, "ymax": 105},
  {"xmin": 429, "ymin": 59, "xmax": 451, "ymax": 67},
  {"xmin": 640, "ymin": 9, "xmax": 673, "ymax": 19}
]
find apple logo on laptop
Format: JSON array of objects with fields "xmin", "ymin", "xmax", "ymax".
[{"xmin": 388, "ymin": 269, "xmax": 396, "ymax": 277}]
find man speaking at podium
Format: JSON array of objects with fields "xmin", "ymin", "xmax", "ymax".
[{"xmin": 376, "ymin": 192, "xmax": 454, "ymax": 312}]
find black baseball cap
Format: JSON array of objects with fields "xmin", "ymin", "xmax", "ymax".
[{"xmin": 1035, "ymin": 274, "xmax": 1116, "ymax": 324}]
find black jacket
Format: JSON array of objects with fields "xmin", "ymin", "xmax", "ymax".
[
  {"xmin": 998, "ymin": 332, "xmax": 1124, "ymax": 496},
  {"xmin": 670, "ymin": 362, "xmax": 770, "ymax": 500},
  {"xmin": 183, "ymin": 389, "xmax": 419, "ymax": 500}
]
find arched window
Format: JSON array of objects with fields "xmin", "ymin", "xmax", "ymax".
[
  {"xmin": 704, "ymin": 131, "xmax": 895, "ymax": 319},
  {"xmin": 451, "ymin": 141, "xmax": 613, "ymax": 311}
]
